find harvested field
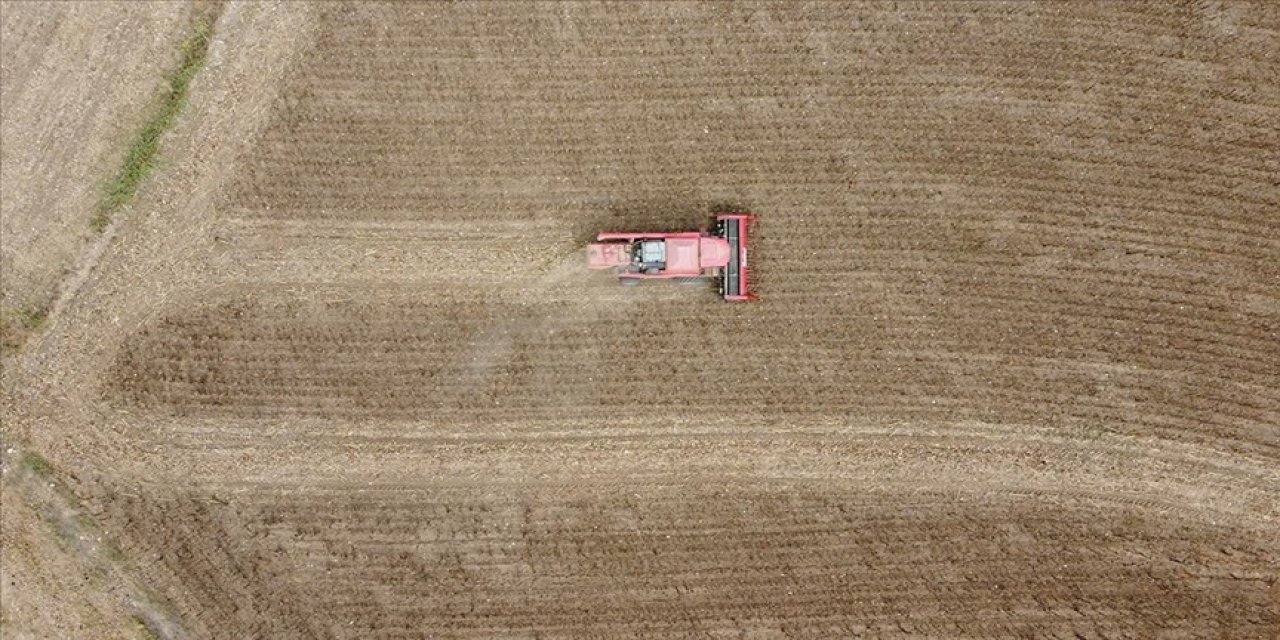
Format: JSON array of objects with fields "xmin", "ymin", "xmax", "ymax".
[
  {"xmin": 94, "ymin": 481, "xmax": 1279, "ymax": 638},
  {"xmin": 4, "ymin": 1, "xmax": 1279, "ymax": 638}
]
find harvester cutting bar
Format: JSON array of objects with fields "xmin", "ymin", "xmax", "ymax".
[{"xmin": 717, "ymin": 213, "xmax": 756, "ymax": 301}]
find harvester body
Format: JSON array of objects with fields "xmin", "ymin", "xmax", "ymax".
[{"xmin": 587, "ymin": 213, "xmax": 757, "ymax": 301}]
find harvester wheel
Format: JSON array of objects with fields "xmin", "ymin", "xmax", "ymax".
[{"xmin": 676, "ymin": 277, "xmax": 706, "ymax": 286}]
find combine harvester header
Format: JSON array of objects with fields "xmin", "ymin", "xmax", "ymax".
[{"xmin": 586, "ymin": 213, "xmax": 758, "ymax": 301}]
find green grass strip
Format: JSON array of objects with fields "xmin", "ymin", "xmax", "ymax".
[
  {"xmin": 93, "ymin": 14, "xmax": 215, "ymax": 232},
  {"xmin": 20, "ymin": 451, "xmax": 55, "ymax": 478}
]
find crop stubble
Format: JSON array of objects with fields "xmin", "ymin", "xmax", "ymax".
[{"xmin": 87, "ymin": 2, "xmax": 1280, "ymax": 637}]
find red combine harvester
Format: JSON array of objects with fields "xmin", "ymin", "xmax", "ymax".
[{"xmin": 586, "ymin": 213, "xmax": 757, "ymax": 301}]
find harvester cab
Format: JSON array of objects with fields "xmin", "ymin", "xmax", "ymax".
[
  {"xmin": 586, "ymin": 213, "xmax": 757, "ymax": 301},
  {"xmin": 635, "ymin": 240, "xmax": 666, "ymax": 273}
]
